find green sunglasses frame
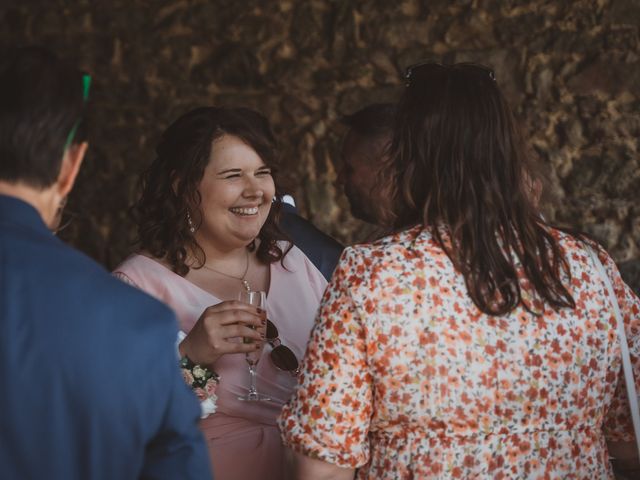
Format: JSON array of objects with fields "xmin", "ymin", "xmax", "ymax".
[{"xmin": 63, "ymin": 73, "xmax": 92, "ymax": 150}]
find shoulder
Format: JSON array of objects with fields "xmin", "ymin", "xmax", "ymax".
[
  {"xmin": 330, "ymin": 226, "xmax": 451, "ymax": 297},
  {"xmin": 3, "ymin": 235, "xmax": 180, "ymax": 393},
  {"xmin": 114, "ymin": 253, "xmax": 165, "ymax": 276},
  {"xmin": 76, "ymin": 268, "xmax": 179, "ymax": 367},
  {"xmin": 23, "ymin": 244, "xmax": 178, "ymax": 339},
  {"xmin": 280, "ymin": 210, "xmax": 343, "ymax": 252},
  {"xmin": 552, "ymin": 228, "xmax": 624, "ymax": 280},
  {"xmin": 113, "ymin": 253, "xmax": 174, "ymax": 291},
  {"xmin": 84, "ymin": 258, "xmax": 176, "ymax": 329},
  {"xmin": 343, "ymin": 225, "xmax": 434, "ymax": 265},
  {"xmin": 279, "ymin": 213, "xmax": 344, "ymax": 280},
  {"xmin": 280, "ymin": 242, "xmax": 309, "ymax": 266},
  {"xmin": 278, "ymin": 243, "xmax": 328, "ymax": 291},
  {"xmin": 546, "ymin": 227, "xmax": 612, "ymax": 267},
  {"xmin": 280, "ymin": 243, "xmax": 324, "ymax": 276}
]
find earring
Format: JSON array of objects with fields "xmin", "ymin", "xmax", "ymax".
[{"xmin": 187, "ymin": 212, "xmax": 195, "ymax": 234}]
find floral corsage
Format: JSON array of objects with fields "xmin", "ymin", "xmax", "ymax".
[{"xmin": 180, "ymin": 356, "xmax": 219, "ymax": 419}]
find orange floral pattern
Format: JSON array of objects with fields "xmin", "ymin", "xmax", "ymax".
[{"xmin": 279, "ymin": 226, "xmax": 640, "ymax": 479}]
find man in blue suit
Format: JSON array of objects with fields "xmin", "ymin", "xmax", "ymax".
[
  {"xmin": 279, "ymin": 195, "xmax": 343, "ymax": 281},
  {"xmin": 0, "ymin": 47, "xmax": 212, "ymax": 479}
]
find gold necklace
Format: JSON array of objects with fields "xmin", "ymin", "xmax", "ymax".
[{"xmin": 200, "ymin": 250, "xmax": 251, "ymax": 292}]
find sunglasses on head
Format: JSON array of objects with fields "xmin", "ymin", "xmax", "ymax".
[
  {"xmin": 64, "ymin": 73, "xmax": 92, "ymax": 150},
  {"xmin": 404, "ymin": 61, "xmax": 496, "ymax": 86},
  {"xmin": 266, "ymin": 319, "xmax": 299, "ymax": 375}
]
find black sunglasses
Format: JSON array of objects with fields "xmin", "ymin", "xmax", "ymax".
[
  {"xmin": 405, "ymin": 61, "xmax": 496, "ymax": 86},
  {"xmin": 266, "ymin": 319, "xmax": 299, "ymax": 375}
]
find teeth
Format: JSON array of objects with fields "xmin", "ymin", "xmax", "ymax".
[{"xmin": 230, "ymin": 206, "xmax": 259, "ymax": 216}]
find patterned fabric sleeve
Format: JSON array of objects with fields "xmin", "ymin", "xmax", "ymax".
[
  {"xmin": 598, "ymin": 247, "xmax": 640, "ymax": 442},
  {"xmin": 278, "ymin": 246, "xmax": 373, "ymax": 468}
]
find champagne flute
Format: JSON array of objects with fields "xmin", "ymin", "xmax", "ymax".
[{"xmin": 237, "ymin": 290, "xmax": 270, "ymax": 402}]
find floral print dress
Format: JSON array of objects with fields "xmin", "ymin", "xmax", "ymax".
[{"xmin": 279, "ymin": 226, "xmax": 640, "ymax": 479}]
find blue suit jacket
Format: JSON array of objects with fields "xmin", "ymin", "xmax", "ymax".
[
  {"xmin": 279, "ymin": 203, "xmax": 344, "ymax": 281},
  {"xmin": 0, "ymin": 195, "xmax": 212, "ymax": 480}
]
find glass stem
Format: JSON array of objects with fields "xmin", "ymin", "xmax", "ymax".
[{"xmin": 248, "ymin": 364, "xmax": 258, "ymax": 397}]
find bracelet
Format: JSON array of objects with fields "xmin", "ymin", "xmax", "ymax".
[
  {"xmin": 180, "ymin": 356, "xmax": 219, "ymax": 386},
  {"xmin": 180, "ymin": 356, "xmax": 219, "ymax": 418}
]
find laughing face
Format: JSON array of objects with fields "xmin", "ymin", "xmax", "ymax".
[{"xmin": 195, "ymin": 134, "xmax": 275, "ymax": 251}]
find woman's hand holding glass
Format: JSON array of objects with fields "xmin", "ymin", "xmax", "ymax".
[{"xmin": 178, "ymin": 300, "xmax": 265, "ymax": 368}]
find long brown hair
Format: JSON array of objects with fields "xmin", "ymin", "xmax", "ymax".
[
  {"xmin": 134, "ymin": 106, "xmax": 290, "ymax": 276},
  {"xmin": 384, "ymin": 62, "xmax": 575, "ymax": 315}
]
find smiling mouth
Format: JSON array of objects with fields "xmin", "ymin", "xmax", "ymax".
[{"xmin": 229, "ymin": 206, "xmax": 259, "ymax": 216}]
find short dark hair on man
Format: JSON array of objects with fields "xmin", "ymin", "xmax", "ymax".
[
  {"xmin": 0, "ymin": 46, "xmax": 88, "ymax": 188},
  {"xmin": 341, "ymin": 103, "xmax": 395, "ymax": 138}
]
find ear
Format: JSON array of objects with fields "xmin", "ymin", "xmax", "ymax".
[{"xmin": 56, "ymin": 141, "xmax": 88, "ymax": 198}]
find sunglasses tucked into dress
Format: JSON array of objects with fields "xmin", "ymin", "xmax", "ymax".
[{"xmin": 265, "ymin": 319, "xmax": 299, "ymax": 375}]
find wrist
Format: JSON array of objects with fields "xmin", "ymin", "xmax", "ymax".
[
  {"xmin": 179, "ymin": 355, "xmax": 219, "ymax": 418},
  {"xmin": 181, "ymin": 344, "xmax": 221, "ymax": 368},
  {"xmin": 179, "ymin": 355, "xmax": 219, "ymax": 386}
]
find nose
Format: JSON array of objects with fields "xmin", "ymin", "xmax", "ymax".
[{"xmin": 242, "ymin": 175, "xmax": 264, "ymax": 199}]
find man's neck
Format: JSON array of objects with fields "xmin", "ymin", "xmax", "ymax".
[{"xmin": 0, "ymin": 181, "xmax": 56, "ymax": 228}]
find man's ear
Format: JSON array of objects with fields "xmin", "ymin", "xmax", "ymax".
[{"xmin": 57, "ymin": 141, "xmax": 88, "ymax": 198}]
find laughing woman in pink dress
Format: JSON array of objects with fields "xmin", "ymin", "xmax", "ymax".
[
  {"xmin": 114, "ymin": 107, "xmax": 326, "ymax": 480},
  {"xmin": 279, "ymin": 63, "xmax": 640, "ymax": 479}
]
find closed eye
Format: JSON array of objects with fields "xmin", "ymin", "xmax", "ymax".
[
  {"xmin": 256, "ymin": 168, "xmax": 272, "ymax": 176},
  {"xmin": 218, "ymin": 168, "xmax": 242, "ymax": 179}
]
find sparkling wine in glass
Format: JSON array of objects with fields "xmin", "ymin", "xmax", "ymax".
[{"xmin": 238, "ymin": 290, "xmax": 270, "ymax": 402}]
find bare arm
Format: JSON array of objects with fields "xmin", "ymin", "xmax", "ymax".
[{"xmin": 291, "ymin": 450, "xmax": 355, "ymax": 480}]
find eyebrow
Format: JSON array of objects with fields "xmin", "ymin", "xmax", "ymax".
[{"xmin": 217, "ymin": 165, "xmax": 271, "ymax": 174}]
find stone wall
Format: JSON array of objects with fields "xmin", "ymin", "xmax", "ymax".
[{"xmin": 1, "ymin": 0, "xmax": 639, "ymax": 286}]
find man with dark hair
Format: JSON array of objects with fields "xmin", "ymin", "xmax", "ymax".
[
  {"xmin": 338, "ymin": 103, "xmax": 395, "ymax": 225},
  {"xmin": 0, "ymin": 46, "xmax": 212, "ymax": 479}
]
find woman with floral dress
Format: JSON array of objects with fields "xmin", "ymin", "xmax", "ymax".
[{"xmin": 278, "ymin": 62, "xmax": 640, "ymax": 479}]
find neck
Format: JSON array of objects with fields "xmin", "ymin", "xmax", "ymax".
[
  {"xmin": 194, "ymin": 228, "xmax": 254, "ymax": 260},
  {"xmin": 190, "ymin": 235, "xmax": 251, "ymax": 268},
  {"xmin": 0, "ymin": 181, "xmax": 58, "ymax": 228},
  {"xmin": 191, "ymin": 242, "xmax": 252, "ymax": 291},
  {"xmin": 204, "ymin": 246, "xmax": 249, "ymax": 267}
]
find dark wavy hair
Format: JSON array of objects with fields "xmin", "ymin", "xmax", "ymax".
[
  {"xmin": 383, "ymin": 62, "xmax": 575, "ymax": 315},
  {"xmin": 134, "ymin": 106, "xmax": 291, "ymax": 276}
]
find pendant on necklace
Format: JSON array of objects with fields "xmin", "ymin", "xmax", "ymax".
[{"xmin": 241, "ymin": 280, "xmax": 251, "ymax": 292}]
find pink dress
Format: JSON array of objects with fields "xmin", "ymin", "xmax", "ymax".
[
  {"xmin": 114, "ymin": 246, "xmax": 327, "ymax": 480},
  {"xmin": 279, "ymin": 226, "xmax": 640, "ymax": 479}
]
